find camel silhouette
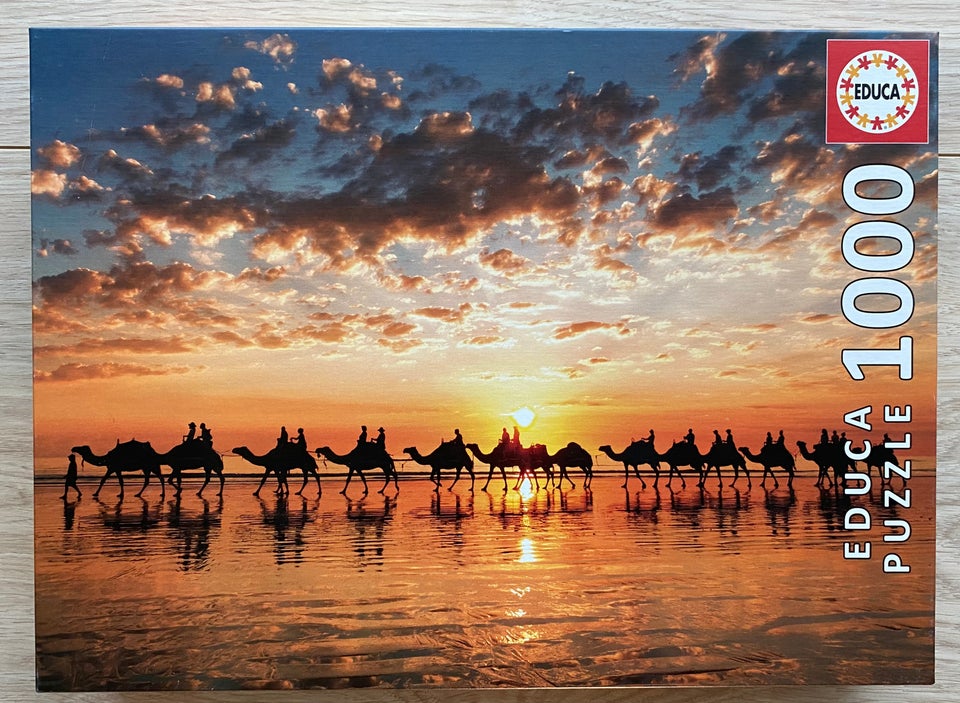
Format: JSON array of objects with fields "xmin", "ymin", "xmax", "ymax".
[
  {"xmin": 547, "ymin": 442, "xmax": 594, "ymax": 489},
  {"xmin": 71, "ymin": 440, "xmax": 165, "ymax": 499},
  {"xmin": 159, "ymin": 439, "xmax": 225, "ymax": 497},
  {"xmin": 796, "ymin": 440, "xmax": 855, "ymax": 488},
  {"xmin": 464, "ymin": 442, "xmax": 552, "ymax": 492},
  {"xmin": 656, "ymin": 441, "xmax": 706, "ymax": 489},
  {"xmin": 700, "ymin": 443, "xmax": 750, "ymax": 488},
  {"xmin": 316, "ymin": 443, "xmax": 398, "ymax": 496},
  {"xmin": 738, "ymin": 444, "xmax": 795, "ymax": 488},
  {"xmin": 403, "ymin": 440, "xmax": 475, "ymax": 491},
  {"xmin": 865, "ymin": 442, "xmax": 901, "ymax": 484},
  {"xmin": 232, "ymin": 443, "xmax": 322, "ymax": 498},
  {"xmin": 598, "ymin": 441, "xmax": 661, "ymax": 489}
]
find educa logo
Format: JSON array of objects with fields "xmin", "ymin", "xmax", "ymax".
[{"xmin": 826, "ymin": 39, "xmax": 930, "ymax": 145}]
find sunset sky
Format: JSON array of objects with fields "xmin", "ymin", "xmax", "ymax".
[{"xmin": 30, "ymin": 29, "xmax": 938, "ymax": 469}]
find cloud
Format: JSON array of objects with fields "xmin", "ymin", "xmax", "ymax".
[
  {"xmin": 411, "ymin": 304, "xmax": 471, "ymax": 323},
  {"xmin": 99, "ymin": 149, "xmax": 154, "ymax": 180},
  {"xmin": 459, "ymin": 335, "xmax": 508, "ymax": 347},
  {"xmin": 37, "ymin": 239, "xmax": 79, "ymax": 257},
  {"xmin": 798, "ymin": 312, "xmax": 839, "ymax": 324},
  {"xmin": 196, "ymin": 81, "xmax": 236, "ymax": 110},
  {"xmin": 31, "ymin": 169, "xmax": 67, "ymax": 197},
  {"xmin": 121, "ymin": 122, "xmax": 212, "ymax": 149},
  {"xmin": 625, "ymin": 117, "xmax": 676, "ymax": 152},
  {"xmin": 515, "ymin": 77, "xmax": 659, "ymax": 142},
  {"xmin": 107, "ymin": 190, "xmax": 258, "ymax": 249},
  {"xmin": 154, "ymin": 74, "xmax": 185, "ymax": 90},
  {"xmin": 552, "ymin": 320, "xmax": 634, "ymax": 340},
  {"xmin": 34, "ymin": 362, "xmax": 194, "ymax": 383},
  {"xmin": 671, "ymin": 33, "xmax": 726, "ymax": 83},
  {"xmin": 478, "ymin": 248, "xmax": 531, "ymax": 277},
  {"xmin": 679, "ymin": 33, "xmax": 782, "ymax": 120},
  {"xmin": 249, "ymin": 124, "xmax": 580, "ymax": 268},
  {"xmin": 676, "ymin": 145, "xmax": 743, "ymax": 191},
  {"xmin": 322, "ymin": 58, "xmax": 353, "ymax": 80},
  {"xmin": 34, "ymin": 335, "xmax": 199, "ymax": 357},
  {"xmin": 37, "ymin": 140, "xmax": 82, "ymax": 169},
  {"xmin": 648, "ymin": 187, "xmax": 739, "ymax": 243},
  {"xmin": 231, "ymin": 66, "xmax": 263, "ymax": 92},
  {"xmin": 315, "ymin": 104, "xmax": 354, "ymax": 133},
  {"xmin": 244, "ymin": 33, "xmax": 297, "ymax": 65},
  {"xmin": 217, "ymin": 118, "xmax": 297, "ymax": 163}
]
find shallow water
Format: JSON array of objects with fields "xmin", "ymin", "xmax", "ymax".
[{"xmin": 35, "ymin": 474, "xmax": 934, "ymax": 690}]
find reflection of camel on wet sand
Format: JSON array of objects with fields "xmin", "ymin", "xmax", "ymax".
[
  {"xmin": 316, "ymin": 443, "xmax": 399, "ymax": 496},
  {"xmin": 159, "ymin": 440, "xmax": 225, "ymax": 497},
  {"xmin": 548, "ymin": 442, "xmax": 593, "ymax": 489},
  {"xmin": 72, "ymin": 441, "xmax": 165, "ymax": 499},
  {"xmin": 739, "ymin": 444, "xmax": 795, "ymax": 488},
  {"xmin": 403, "ymin": 441, "xmax": 475, "ymax": 491},
  {"xmin": 232, "ymin": 444, "xmax": 322, "ymax": 497},
  {"xmin": 598, "ymin": 441, "xmax": 660, "ymax": 488},
  {"xmin": 464, "ymin": 443, "xmax": 552, "ymax": 492}
]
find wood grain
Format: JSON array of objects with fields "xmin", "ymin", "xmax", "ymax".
[{"xmin": 2, "ymin": 3, "xmax": 957, "ymax": 701}]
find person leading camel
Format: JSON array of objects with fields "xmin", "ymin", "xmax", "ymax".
[{"xmin": 61, "ymin": 453, "xmax": 81, "ymax": 500}]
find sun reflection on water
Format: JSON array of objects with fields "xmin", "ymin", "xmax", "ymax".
[{"xmin": 518, "ymin": 537, "xmax": 537, "ymax": 564}]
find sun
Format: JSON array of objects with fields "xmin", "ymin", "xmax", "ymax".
[{"xmin": 510, "ymin": 406, "xmax": 536, "ymax": 429}]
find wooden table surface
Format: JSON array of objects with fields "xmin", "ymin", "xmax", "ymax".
[{"xmin": 1, "ymin": 2, "xmax": 957, "ymax": 701}]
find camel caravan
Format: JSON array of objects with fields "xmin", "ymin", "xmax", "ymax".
[{"xmin": 65, "ymin": 421, "xmax": 900, "ymax": 500}]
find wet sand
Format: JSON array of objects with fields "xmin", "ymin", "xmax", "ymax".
[{"xmin": 34, "ymin": 474, "xmax": 934, "ymax": 690}]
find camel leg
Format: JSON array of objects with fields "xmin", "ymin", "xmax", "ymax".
[
  {"xmin": 621, "ymin": 465, "xmax": 629, "ymax": 489},
  {"xmin": 313, "ymin": 471, "xmax": 322, "ymax": 497},
  {"xmin": 467, "ymin": 467, "xmax": 475, "ymax": 493},
  {"xmin": 93, "ymin": 470, "xmax": 112, "ymax": 498},
  {"xmin": 339, "ymin": 468, "xmax": 354, "ymax": 495},
  {"xmin": 449, "ymin": 468, "xmax": 460, "ymax": 491},
  {"xmin": 636, "ymin": 466, "xmax": 648, "ymax": 490},
  {"xmin": 743, "ymin": 467, "xmax": 751, "ymax": 489},
  {"xmin": 714, "ymin": 465, "xmax": 722, "ymax": 488},
  {"xmin": 198, "ymin": 470, "xmax": 210, "ymax": 497},
  {"xmin": 216, "ymin": 470, "xmax": 225, "ymax": 497},
  {"xmin": 253, "ymin": 470, "xmax": 270, "ymax": 497},
  {"xmin": 481, "ymin": 467, "xmax": 493, "ymax": 492},
  {"xmin": 135, "ymin": 471, "xmax": 150, "ymax": 498},
  {"xmin": 296, "ymin": 470, "xmax": 309, "ymax": 496}
]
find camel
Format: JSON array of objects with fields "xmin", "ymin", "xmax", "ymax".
[
  {"xmin": 657, "ymin": 441, "xmax": 706, "ymax": 489},
  {"xmin": 548, "ymin": 442, "xmax": 594, "ymax": 489},
  {"xmin": 403, "ymin": 440, "xmax": 475, "ymax": 491},
  {"xmin": 700, "ymin": 443, "xmax": 750, "ymax": 488},
  {"xmin": 158, "ymin": 440, "xmax": 225, "ymax": 497},
  {"xmin": 316, "ymin": 442, "xmax": 398, "ymax": 496},
  {"xmin": 865, "ymin": 442, "xmax": 900, "ymax": 485},
  {"xmin": 598, "ymin": 441, "xmax": 660, "ymax": 489},
  {"xmin": 464, "ymin": 442, "xmax": 552, "ymax": 492},
  {"xmin": 738, "ymin": 443, "xmax": 795, "ymax": 488},
  {"xmin": 71, "ymin": 440, "xmax": 165, "ymax": 499},
  {"xmin": 797, "ymin": 440, "xmax": 854, "ymax": 488},
  {"xmin": 233, "ymin": 443, "xmax": 322, "ymax": 497}
]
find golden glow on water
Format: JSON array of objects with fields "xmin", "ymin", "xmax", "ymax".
[
  {"xmin": 517, "ymin": 477, "xmax": 536, "ymax": 501},
  {"xmin": 33, "ymin": 477, "xmax": 936, "ymax": 689},
  {"xmin": 518, "ymin": 537, "xmax": 537, "ymax": 564}
]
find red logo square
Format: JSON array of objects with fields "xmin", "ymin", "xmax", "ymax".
[{"xmin": 826, "ymin": 39, "xmax": 930, "ymax": 144}]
